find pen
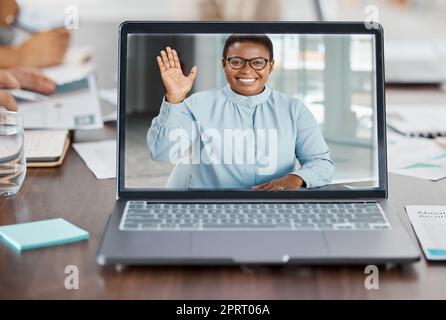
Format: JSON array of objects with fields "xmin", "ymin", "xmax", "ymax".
[{"xmin": 0, "ymin": 89, "xmax": 50, "ymax": 102}]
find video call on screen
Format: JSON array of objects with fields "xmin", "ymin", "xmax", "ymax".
[{"xmin": 124, "ymin": 33, "xmax": 379, "ymax": 191}]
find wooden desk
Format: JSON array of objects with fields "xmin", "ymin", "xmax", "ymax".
[
  {"xmin": 1, "ymin": 91, "xmax": 446, "ymax": 299},
  {"xmin": 1, "ymin": 132, "xmax": 446, "ymax": 299}
]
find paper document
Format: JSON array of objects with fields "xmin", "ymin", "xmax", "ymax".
[
  {"xmin": 387, "ymin": 132, "xmax": 446, "ymax": 181},
  {"xmin": 406, "ymin": 206, "xmax": 446, "ymax": 261},
  {"xmin": 99, "ymin": 88, "xmax": 118, "ymax": 122},
  {"xmin": 73, "ymin": 140, "xmax": 116, "ymax": 179},
  {"xmin": 5, "ymin": 89, "xmax": 50, "ymax": 102},
  {"xmin": 102, "ymin": 111, "xmax": 117, "ymax": 123},
  {"xmin": 41, "ymin": 46, "xmax": 94, "ymax": 85},
  {"xmin": 64, "ymin": 46, "xmax": 93, "ymax": 65},
  {"xmin": 43, "ymin": 63, "xmax": 95, "ymax": 86},
  {"xmin": 99, "ymin": 88, "xmax": 117, "ymax": 106},
  {"xmin": 387, "ymin": 105, "xmax": 446, "ymax": 138},
  {"xmin": 18, "ymin": 75, "xmax": 103, "ymax": 130}
]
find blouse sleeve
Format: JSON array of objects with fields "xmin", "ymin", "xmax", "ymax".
[
  {"xmin": 291, "ymin": 103, "xmax": 335, "ymax": 188},
  {"xmin": 147, "ymin": 96, "xmax": 195, "ymax": 162}
]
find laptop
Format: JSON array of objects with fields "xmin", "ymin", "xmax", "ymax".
[{"xmin": 97, "ymin": 21, "xmax": 420, "ymax": 266}]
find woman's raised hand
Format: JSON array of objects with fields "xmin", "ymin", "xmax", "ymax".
[{"xmin": 156, "ymin": 47, "xmax": 197, "ymax": 104}]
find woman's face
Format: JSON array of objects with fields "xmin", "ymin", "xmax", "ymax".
[{"xmin": 222, "ymin": 41, "xmax": 274, "ymax": 96}]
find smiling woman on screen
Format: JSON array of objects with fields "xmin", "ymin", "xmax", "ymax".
[{"xmin": 147, "ymin": 34, "xmax": 334, "ymax": 191}]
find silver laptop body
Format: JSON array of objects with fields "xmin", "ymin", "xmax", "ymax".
[{"xmin": 97, "ymin": 21, "xmax": 420, "ymax": 266}]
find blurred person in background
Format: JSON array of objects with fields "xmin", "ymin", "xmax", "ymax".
[{"xmin": 0, "ymin": 0, "xmax": 69, "ymax": 95}]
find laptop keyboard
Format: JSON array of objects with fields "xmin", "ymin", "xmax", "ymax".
[{"xmin": 119, "ymin": 202, "xmax": 391, "ymax": 231}]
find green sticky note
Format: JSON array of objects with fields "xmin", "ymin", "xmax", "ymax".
[{"xmin": 0, "ymin": 218, "xmax": 89, "ymax": 251}]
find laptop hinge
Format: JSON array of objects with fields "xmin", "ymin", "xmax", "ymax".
[{"xmin": 118, "ymin": 198, "xmax": 378, "ymax": 203}]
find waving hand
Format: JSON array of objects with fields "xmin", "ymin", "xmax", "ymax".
[{"xmin": 156, "ymin": 47, "xmax": 197, "ymax": 104}]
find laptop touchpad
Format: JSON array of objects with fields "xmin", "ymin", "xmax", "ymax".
[{"xmin": 191, "ymin": 231, "xmax": 328, "ymax": 263}]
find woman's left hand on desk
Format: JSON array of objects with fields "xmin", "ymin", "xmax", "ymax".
[{"xmin": 251, "ymin": 174, "xmax": 304, "ymax": 191}]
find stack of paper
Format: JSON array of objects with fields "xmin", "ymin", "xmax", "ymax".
[
  {"xmin": 19, "ymin": 75, "xmax": 103, "ymax": 130},
  {"xmin": 43, "ymin": 46, "xmax": 94, "ymax": 85},
  {"xmin": 18, "ymin": 46, "xmax": 102, "ymax": 130},
  {"xmin": 43, "ymin": 63, "xmax": 95, "ymax": 86},
  {"xmin": 15, "ymin": 47, "xmax": 103, "ymax": 167},
  {"xmin": 63, "ymin": 46, "xmax": 93, "ymax": 65},
  {"xmin": 387, "ymin": 132, "xmax": 446, "ymax": 181},
  {"xmin": 387, "ymin": 105, "xmax": 446, "ymax": 138}
]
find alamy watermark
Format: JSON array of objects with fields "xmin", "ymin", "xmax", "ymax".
[
  {"xmin": 64, "ymin": 5, "xmax": 79, "ymax": 30},
  {"xmin": 167, "ymin": 122, "xmax": 278, "ymax": 175},
  {"xmin": 64, "ymin": 265, "xmax": 79, "ymax": 290},
  {"xmin": 364, "ymin": 5, "xmax": 380, "ymax": 30},
  {"xmin": 364, "ymin": 265, "xmax": 379, "ymax": 290}
]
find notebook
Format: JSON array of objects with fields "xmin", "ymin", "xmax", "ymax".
[
  {"xmin": 0, "ymin": 218, "xmax": 89, "ymax": 251},
  {"xmin": 387, "ymin": 105, "xmax": 446, "ymax": 138},
  {"xmin": 406, "ymin": 206, "xmax": 446, "ymax": 261},
  {"xmin": 25, "ymin": 129, "xmax": 71, "ymax": 167}
]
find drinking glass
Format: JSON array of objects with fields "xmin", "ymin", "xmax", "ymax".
[{"xmin": 0, "ymin": 111, "xmax": 26, "ymax": 197}]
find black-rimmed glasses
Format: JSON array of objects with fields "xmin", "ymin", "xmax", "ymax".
[{"xmin": 225, "ymin": 56, "xmax": 269, "ymax": 70}]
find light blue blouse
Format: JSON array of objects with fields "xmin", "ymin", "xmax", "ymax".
[{"xmin": 147, "ymin": 84, "xmax": 334, "ymax": 189}]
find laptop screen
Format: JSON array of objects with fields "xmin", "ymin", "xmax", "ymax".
[{"xmin": 120, "ymin": 24, "xmax": 385, "ymax": 196}]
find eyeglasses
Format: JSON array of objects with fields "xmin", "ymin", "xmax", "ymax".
[{"xmin": 225, "ymin": 56, "xmax": 270, "ymax": 70}]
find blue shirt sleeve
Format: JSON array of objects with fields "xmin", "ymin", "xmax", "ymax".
[
  {"xmin": 147, "ymin": 97, "xmax": 195, "ymax": 162},
  {"xmin": 291, "ymin": 103, "xmax": 334, "ymax": 188}
]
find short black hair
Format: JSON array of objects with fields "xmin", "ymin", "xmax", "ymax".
[{"xmin": 222, "ymin": 34, "xmax": 274, "ymax": 60}]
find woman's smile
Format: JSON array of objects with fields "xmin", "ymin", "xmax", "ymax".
[{"xmin": 235, "ymin": 75, "xmax": 259, "ymax": 85}]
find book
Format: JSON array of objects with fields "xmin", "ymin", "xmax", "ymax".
[{"xmin": 25, "ymin": 130, "xmax": 71, "ymax": 168}]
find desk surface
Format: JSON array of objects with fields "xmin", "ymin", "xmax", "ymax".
[{"xmin": 1, "ymin": 88, "xmax": 446, "ymax": 299}]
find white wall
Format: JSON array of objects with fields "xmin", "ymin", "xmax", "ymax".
[
  {"xmin": 17, "ymin": 0, "xmax": 319, "ymax": 22},
  {"xmin": 17, "ymin": 0, "xmax": 180, "ymax": 21}
]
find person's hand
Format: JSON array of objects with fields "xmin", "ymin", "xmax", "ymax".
[
  {"xmin": 16, "ymin": 28, "xmax": 70, "ymax": 67},
  {"xmin": 0, "ymin": 0, "xmax": 19, "ymax": 27},
  {"xmin": 251, "ymin": 174, "xmax": 305, "ymax": 191},
  {"xmin": 7, "ymin": 67, "xmax": 56, "ymax": 95},
  {"xmin": 0, "ymin": 70, "xmax": 20, "ymax": 111},
  {"xmin": 156, "ymin": 47, "xmax": 197, "ymax": 104}
]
